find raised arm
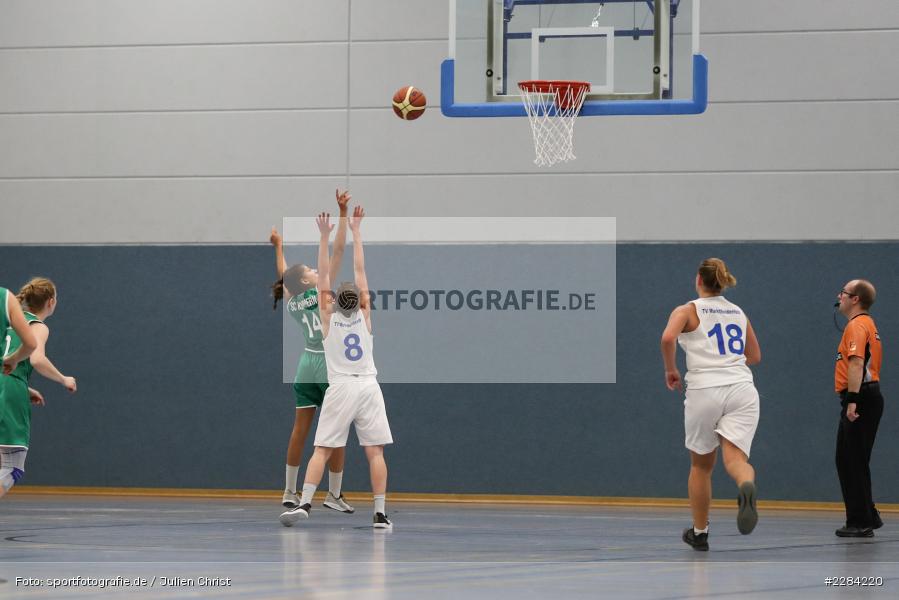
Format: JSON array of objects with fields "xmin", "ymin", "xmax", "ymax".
[
  {"xmin": 270, "ymin": 227, "xmax": 287, "ymax": 278},
  {"xmin": 316, "ymin": 212, "xmax": 335, "ymax": 323},
  {"xmin": 349, "ymin": 206, "xmax": 369, "ymax": 303},
  {"xmin": 28, "ymin": 323, "xmax": 76, "ymax": 392},
  {"xmin": 2, "ymin": 293, "xmax": 37, "ymax": 375},
  {"xmin": 329, "ymin": 189, "xmax": 350, "ymax": 284}
]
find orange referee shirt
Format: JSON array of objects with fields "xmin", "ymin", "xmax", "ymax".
[{"xmin": 835, "ymin": 314, "xmax": 882, "ymax": 393}]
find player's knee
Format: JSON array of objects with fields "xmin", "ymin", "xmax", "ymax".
[
  {"xmin": 315, "ymin": 446, "xmax": 335, "ymax": 460},
  {"xmin": 689, "ymin": 450, "xmax": 716, "ymax": 471},
  {"xmin": 292, "ymin": 416, "xmax": 313, "ymax": 437},
  {"xmin": 691, "ymin": 462, "xmax": 714, "ymax": 474},
  {"xmin": 364, "ymin": 445, "xmax": 384, "ymax": 459},
  {"xmin": 691, "ymin": 459, "xmax": 714, "ymax": 473}
]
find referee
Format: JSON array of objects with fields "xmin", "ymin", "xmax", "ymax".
[{"xmin": 833, "ymin": 279, "xmax": 884, "ymax": 537}]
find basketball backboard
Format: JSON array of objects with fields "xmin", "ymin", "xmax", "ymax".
[{"xmin": 443, "ymin": 0, "xmax": 707, "ymax": 116}]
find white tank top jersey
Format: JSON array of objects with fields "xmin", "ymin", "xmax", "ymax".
[
  {"xmin": 677, "ymin": 295, "xmax": 754, "ymax": 390},
  {"xmin": 323, "ymin": 310, "xmax": 378, "ymax": 382}
]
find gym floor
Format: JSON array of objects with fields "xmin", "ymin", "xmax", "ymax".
[{"xmin": 0, "ymin": 494, "xmax": 896, "ymax": 598}]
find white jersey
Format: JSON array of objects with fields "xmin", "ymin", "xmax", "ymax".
[
  {"xmin": 677, "ymin": 295, "xmax": 754, "ymax": 390},
  {"xmin": 323, "ymin": 310, "xmax": 377, "ymax": 382}
]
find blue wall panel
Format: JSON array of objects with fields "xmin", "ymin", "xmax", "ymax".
[{"xmin": 2, "ymin": 243, "xmax": 896, "ymax": 502}]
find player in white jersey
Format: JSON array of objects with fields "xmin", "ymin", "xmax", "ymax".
[
  {"xmin": 660, "ymin": 258, "xmax": 762, "ymax": 551},
  {"xmin": 280, "ymin": 206, "xmax": 394, "ymax": 529}
]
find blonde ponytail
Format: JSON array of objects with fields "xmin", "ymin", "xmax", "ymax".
[{"xmin": 698, "ymin": 258, "xmax": 736, "ymax": 292}]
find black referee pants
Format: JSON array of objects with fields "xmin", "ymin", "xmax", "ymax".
[{"xmin": 835, "ymin": 383, "xmax": 884, "ymax": 529}]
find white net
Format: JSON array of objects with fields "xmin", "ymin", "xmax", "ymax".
[{"xmin": 518, "ymin": 81, "xmax": 590, "ymax": 167}]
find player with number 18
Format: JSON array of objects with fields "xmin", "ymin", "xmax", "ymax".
[{"xmin": 660, "ymin": 258, "xmax": 762, "ymax": 551}]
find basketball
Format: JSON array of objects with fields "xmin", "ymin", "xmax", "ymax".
[{"xmin": 392, "ymin": 86, "xmax": 426, "ymax": 120}]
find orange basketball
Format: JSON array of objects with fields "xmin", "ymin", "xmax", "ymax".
[{"xmin": 392, "ymin": 86, "xmax": 426, "ymax": 121}]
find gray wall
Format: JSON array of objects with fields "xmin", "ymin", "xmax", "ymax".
[
  {"xmin": 0, "ymin": 0, "xmax": 897, "ymax": 243},
  {"xmin": 1, "ymin": 1, "xmax": 898, "ymax": 500}
]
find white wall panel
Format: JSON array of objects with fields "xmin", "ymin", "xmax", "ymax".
[
  {"xmin": 0, "ymin": 0, "xmax": 348, "ymax": 48},
  {"xmin": 3, "ymin": 31, "xmax": 891, "ymax": 115},
  {"xmin": 0, "ymin": 44, "xmax": 347, "ymax": 113},
  {"xmin": 352, "ymin": 0, "xmax": 899, "ymax": 43},
  {"xmin": 349, "ymin": 32, "xmax": 899, "ymax": 108},
  {"xmin": 0, "ymin": 112, "xmax": 346, "ymax": 177},
  {"xmin": 2, "ymin": 172, "xmax": 897, "ymax": 243},
  {"xmin": 352, "ymin": 0, "xmax": 450, "ymax": 41},
  {"xmin": 349, "ymin": 102, "xmax": 899, "ymax": 175},
  {"xmin": 350, "ymin": 41, "xmax": 444, "ymax": 110},
  {"xmin": 1, "ymin": 0, "xmax": 897, "ymax": 245},
  {"xmin": 0, "ymin": 178, "xmax": 347, "ymax": 244},
  {"xmin": 350, "ymin": 172, "xmax": 899, "ymax": 241},
  {"xmin": 708, "ymin": 31, "xmax": 899, "ymax": 102},
  {"xmin": 702, "ymin": 0, "xmax": 899, "ymax": 33},
  {"xmin": 2, "ymin": 0, "xmax": 894, "ymax": 48}
]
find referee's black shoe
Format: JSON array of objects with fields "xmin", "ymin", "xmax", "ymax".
[
  {"xmin": 835, "ymin": 525, "xmax": 874, "ymax": 538},
  {"xmin": 873, "ymin": 508, "xmax": 883, "ymax": 530},
  {"xmin": 682, "ymin": 527, "xmax": 709, "ymax": 551}
]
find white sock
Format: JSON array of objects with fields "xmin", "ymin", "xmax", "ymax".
[
  {"xmin": 300, "ymin": 483, "xmax": 317, "ymax": 507},
  {"xmin": 374, "ymin": 494, "xmax": 386, "ymax": 515},
  {"xmin": 0, "ymin": 467, "xmax": 17, "ymax": 494},
  {"xmin": 329, "ymin": 471, "xmax": 343, "ymax": 497},
  {"xmin": 285, "ymin": 465, "xmax": 299, "ymax": 493},
  {"xmin": 694, "ymin": 525, "xmax": 708, "ymax": 534},
  {"xmin": 0, "ymin": 449, "xmax": 26, "ymax": 495}
]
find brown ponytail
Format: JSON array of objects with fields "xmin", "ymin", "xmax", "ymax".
[
  {"xmin": 272, "ymin": 278, "xmax": 285, "ymax": 310},
  {"xmin": 698, "ymin": 258, "xmax": 736, "ymax": 292},
  {"xmin": 17, "ymin": 277, "xmax": 57, "ymax": 312}
]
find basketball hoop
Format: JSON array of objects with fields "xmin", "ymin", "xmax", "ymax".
[{"xmin": 518, "ymin": 80, "xmax": 591, "ymax": 167}]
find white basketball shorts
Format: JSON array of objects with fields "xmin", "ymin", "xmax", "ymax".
[
  {"xmin": 684, "ymin": 381, "xmax": 759, "ymax": 457},
  {"xmin": 314, "ymin": 378, "xmax": 393, "ymax": 448}
]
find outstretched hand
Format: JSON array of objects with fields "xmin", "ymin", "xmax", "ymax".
[
  {"xmin": 336, "ymin": 189, "xmax": 351, "ymax": 212},
  {"xmin": 269, "ymin": 226, "xmax": 282, "ymax": 247},
  {"xmin": 316, "ymin": 212, "xmax": 334, "ymax": 236},
  {"xmin": 349, "ymin": 206, "xmax": 365, "ymax": 231}
]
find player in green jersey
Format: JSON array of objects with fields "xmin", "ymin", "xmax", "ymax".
[
  {"xmin": 0, "ymin": 278, "xmax": 77, "ymax": 499},
  {"xmin": 1, "ymin": 285, "xmax": 38, "ymax": 378},
  {"xmin": 269, "ymin": 189, "xmax": 354, "ymax": 514}
]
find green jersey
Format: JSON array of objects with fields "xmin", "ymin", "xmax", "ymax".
[
  {"xmin": 0, "ymin": 288, "xmax": 8, "ymax": 340},
  {"xmin": 287, "ymin": 289, "xmax": 324, "ymax": 352},
  {"xmin": 5, "ymin": 311, "xmax": 42, "ymax": 384}
]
